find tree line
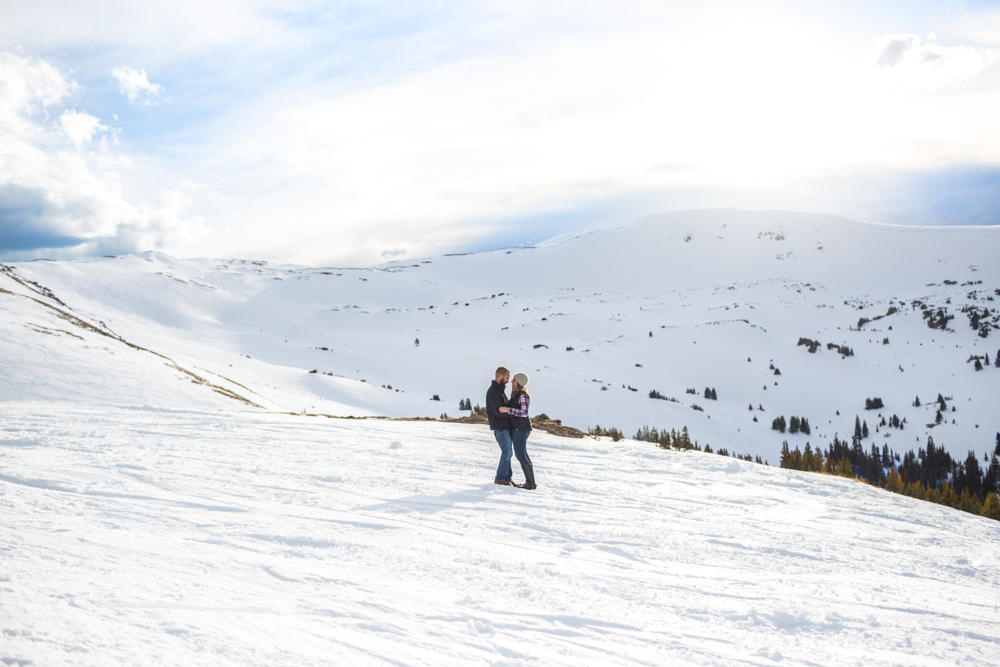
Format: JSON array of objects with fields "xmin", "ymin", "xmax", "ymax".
[{"xmin": 779, "ymin": 433, "xmax": 1000, "ymax": 521}]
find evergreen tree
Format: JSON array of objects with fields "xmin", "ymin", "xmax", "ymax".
[
  {"xmin": 975, "ymin": 359, "xmax": 984, "ymax": 371},
  {"xmin": 789, "ymin": 416, "xmax": 800, "ymax": 433},
  {"xmin": 965, "ymin": 451, "xmax": 984, "ymax": 499},
  {"xmin": 884, "ymin": 470, "xmax": 904, "ymax": 493},
  {"xmin": 996, "ymin": 350, "xmax": 1000, "ymax": 368},
  {"xmin": 803, "ymin": 443, "xmax": 815, "ymax": 471},
  {"xmin": 749, "ymin": 403, "xmax": 754, "ymax": 410},
  {"xmin": 790, "ymin": 446, "xmax": 803, "ymax": 470},
  {"xmin": 981, "ymin": 492, "xmax": 1000, "ymax": 520},
  {"xmin": 836, "ymin": 458, "xmax": 853, "ymax": 478},
  {"xmin": 862, "ymin": 420, "xmax": 869, "ymax": 439},
  {"xmin": 710, "ymin": 388, "xmax": 718, "ymax": 400},
  {"xmin": 939, "ymin": 484, "xmax": 958, "ymax": 508},
  {"xmin": 801, "ymin": 418, "xmax": 811, "ymax": 435},
  {"xmin": 958, "ymin": 489, "xmax": 983, "ymax": 514},
  {"xmin": 913, "ymin": 395, "xmax": 921, "ymax": 407},
  {"xmin": 704, "ymin": 387, "xmax": 712, "ymax": 399},
  {"xmin": 854, "ymin": 416, "xmax": 863, "ymax": 441},
  {"xmin": 779, "ymin": 441, "xmax": 791, "ymax": 468}
]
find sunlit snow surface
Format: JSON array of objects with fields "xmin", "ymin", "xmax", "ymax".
[{"xmin": 2, "ymin": 403, "xmax": 999, "ymax": 666}]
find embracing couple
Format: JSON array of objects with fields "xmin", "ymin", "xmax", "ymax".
[{"xmin": 485, "ymin": 366, "xmax": 537, "ymax": 489}]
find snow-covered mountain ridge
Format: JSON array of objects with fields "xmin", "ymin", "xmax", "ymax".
[{"xmin": 2, "ymin": 209, "xmax": 999, "ymax": 462}]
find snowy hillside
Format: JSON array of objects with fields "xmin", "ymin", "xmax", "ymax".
[
  {"xmin": 2, "ymin": 209, "xmax": 998, "ymax": 463},
  {"xmin": 2, "ymin": 403, "xmax": 999, "ymax": 666}
]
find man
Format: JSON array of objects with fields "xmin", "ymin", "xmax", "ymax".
[{"xmin": 486, "ymin": 366, "xmax": 514, "ymax": 485}]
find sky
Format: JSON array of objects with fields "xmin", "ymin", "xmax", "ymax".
[{"xmin": 1, "ymin": 0, "xmax": 999, "ymax": 266}]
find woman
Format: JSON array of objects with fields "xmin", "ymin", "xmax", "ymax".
[{"xmin": 499, "ymin": 372, "xmax": 536, "ymax": 490}]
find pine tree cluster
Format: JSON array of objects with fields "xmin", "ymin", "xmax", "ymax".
[
  {"xmin": 797, "ymin": 337, "xmax": 821, "ymax": 353},
  {"xmin": 966, "ymin": 350, "xmax": 1000, "ymax": 370},
  {"xmin": 961, "ymin": 304, "xmax": 999, "ymax": 338},
  {"xmin": 635, "ymin": 426, "xmax": 769, "ymax": 465},
  {"xmin": 826, "ymin": 342, "xmax": 855, "ymax": 357},
  {"xmin": 633, "ymin": 425, "xmax": 698, "ymax": 450},
  {"xmin": 923, "ymin": 306, "xmax": 954, "ymax": 330},
  {"xmin": 853, "ymin": 415, "xmax": 870, "ymax": 440},
  {"xmin": 779, "ymin": 433, "xmax": 1000, "ymax": 521},
  {"xmin": 879, "ymin": 414, "xmax": 905, "ymax": 430},
  {"xmin": 771, "ymin": 415, "xmax": 810, "ymax": 434},
  {"xmin": 703, "ymin": 387, "xmax": 718, "ymax": 400},
  {"xmin": 864, "ymin": 397, "xmax": 885, "ymax": 410},
  {"xmin": 587, "ymin": 425, "xmax": 624, "ymax": 441},
  {"xmin": 648, "ymin": 389, "xmax": 679, "ymax": 403}
]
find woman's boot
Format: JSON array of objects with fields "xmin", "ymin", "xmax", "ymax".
[{"xmin": 521, "ymin": 462, "xmax": 536, "ymax": 490}]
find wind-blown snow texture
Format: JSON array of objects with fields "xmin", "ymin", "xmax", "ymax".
[
  {"xmin": 3, "ymin": 210, "xmax": 1000, "ymax": 665},
  {"xmin": 2, "ymin": 209, "xmax": 998, "ymax": 461},
  {"xmin": 2, "ymin": 403, "xmax": 999, "ymax": 666}
]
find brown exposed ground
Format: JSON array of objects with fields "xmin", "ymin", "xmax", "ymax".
[{"xmin": 440, "ymin": 412, "xmax": 585, "ymax": 439}]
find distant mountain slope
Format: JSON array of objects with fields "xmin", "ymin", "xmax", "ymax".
[{"xmin": 2, "ymin": 209, "xmax": 999, "ymax": 461}]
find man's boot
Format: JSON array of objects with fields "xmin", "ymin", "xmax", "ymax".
[{"xmin": 521, "ymin": 462, "xmax": 536, "ymax": 490}]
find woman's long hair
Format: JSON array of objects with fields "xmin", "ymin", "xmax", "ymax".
[{"xmin": 511, "ymin": 381, "xmax": 531, "ymax": 400}]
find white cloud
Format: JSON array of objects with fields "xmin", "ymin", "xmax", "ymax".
[
  {"xmin": 5, "ymin": 5, "xmax": 1000, "ymax": 265},
  {"xmin": 111, "ymin": 66, "xmax": 164, "ymax": 103},
  {"xmin": 876, "ymin": 35, "xmax": 917, "ymax": 67},
  {"xmin": 58, "ymin": 110, "xmax": 107, "ymax": 149},
  {"xmin": 874, "ymin": 34, "xmax": 994, "ymax": 89},
  {"xmin": 0, "ymin": 52, "xmax": 73, "ymax": 133},
  {"xmin": 0, "ymin": 53, "xmax": 204, "ymax": 258}
]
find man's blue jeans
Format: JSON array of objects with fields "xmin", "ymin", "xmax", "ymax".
[{"xmin": 493, "ymin": 429, "xmax": 513, "ymax": 482}]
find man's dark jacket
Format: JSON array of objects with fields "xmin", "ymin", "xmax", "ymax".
[{"xmin": 486, "ymin": 380, "xmax": 510, "ymax": 431}]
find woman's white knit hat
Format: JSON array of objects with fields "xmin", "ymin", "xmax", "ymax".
[{"xmin": 512, "ymin": 372, "xmax": 529, "ymax": 387}]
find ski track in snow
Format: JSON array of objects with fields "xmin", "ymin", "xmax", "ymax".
[{"xmin": 2, "ymin": 403, "xmax": 999, "ymax": 666}]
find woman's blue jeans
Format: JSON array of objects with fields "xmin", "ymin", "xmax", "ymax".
[
  {"xmin": 512, "ymin": 429, "xmax": 532, "ymax": 468},
  {"xmin": 494, "ymin": 429, "xmax": 513, "ymax": 482}
]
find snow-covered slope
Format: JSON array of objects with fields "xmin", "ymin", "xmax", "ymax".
[
  {"xmin": 2, "ymin": 403, "xmax": 999, "ymax": 666},
  {"xmin": 2, "ymin": 209, "xmax": 999, "ymax": 462}
]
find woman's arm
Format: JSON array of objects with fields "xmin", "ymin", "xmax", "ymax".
[{"xmin": 506, "ymin": 394, "xmax": 529, "ymax": 417}]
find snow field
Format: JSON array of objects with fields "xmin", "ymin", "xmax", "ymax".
[
  {"xmin": 4, "ymin": 209, "xmax": 999, "ymax": 464},
  {"xmin": 2, "ymin": 403, "xmax": 999, "ymax": 666}
]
